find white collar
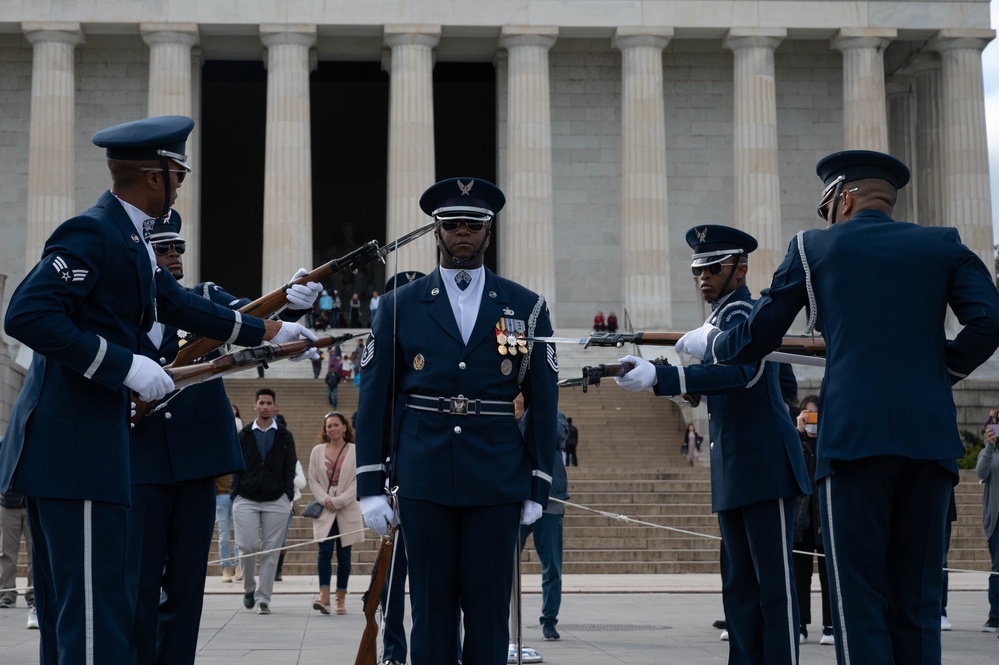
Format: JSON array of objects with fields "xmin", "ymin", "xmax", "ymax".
[{"xmin": 252, "ymin": 418, "xmax": 278, "ymax": 432}]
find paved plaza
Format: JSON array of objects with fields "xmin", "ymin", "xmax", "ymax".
[{"xmin": 0, "ymin": 573, "xmax": 996, "ymax": 664}]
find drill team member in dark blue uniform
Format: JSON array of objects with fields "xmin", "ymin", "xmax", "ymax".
[
  {"xmin": 0, "ymin": 115, "xmax": 316, "ymax": 665},
  {"xmin": 677, "ymin": 150, "xmax": 999, "ymax": 665},
  {"xmin": 355, "ymin": 178, "xmax": 559, "ymax": 665},
  {"xmin": 617, "ymin": 225, "xmax": 810, "ymax": 664},
  {"xmin": 128, "ymin": 216, "xmax": 320, "ymax": 664}
]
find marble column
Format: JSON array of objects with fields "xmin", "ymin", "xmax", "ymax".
[
  {"xmin": 910, "ymin": 53, "xmax": 945, "ymax": 227},
  {"xmin": 612, "ymin": 28, "xmax": 673, "ymax": 329},
  {"xmin": 832, "ymin": 29, "xmax": 895, "ymax": 151},
  {"xmin": 23, "ymin": 22, "xmax": 83, "ymax": 271},
  {"xmin": 499, "ymin": 26, "xmax": 558, "ymax": 314},
  {"xmin": 885, "ymin": 75, "xmax": 916, "ymax": 223},
  {"xmin": 141, "ymin": 23, "xmax": 200, "ymax": 282},
  {"xmin": 724, "ymin": 28, "xmax": 785, "ymax": 296},
  {"xmin": 930, "ymin": 29, "xmax": 996, "ymax": 267},
  {"xmin": 384, "ymin": 25, "xmax": 441, "ymax": 274},
  {"xmin": 259, "ymin": 24, "xmax": 315, "ymax": 293}
]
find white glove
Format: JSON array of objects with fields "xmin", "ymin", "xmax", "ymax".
[
  {"xmin": 270, "ymin": 321, "xmax": 319, "ymax": 345},
  {"xmin": 614, "ymin": 354, "xmax": 658, "ymax": 392},
  {"xmin": 123, "ymin": 355, "xmax": 175, "ymax": 402},
  {"xmin": 520, "ymin": 500, "xmax": 543, "ymax": 526},
  {"xmin": 289, "ymin": 347, "xmax": 320, "ymax": 363},
  {"xmin": 675, "ymin": 322, "xmax": 720, "ymax": 360},
  {"xmin": 285, "ymin": 268, "xmax": 322, "ymax": 310},
  {"xmin": 360, "ymin": 495, "xmax": 398, "ymax": 537}
]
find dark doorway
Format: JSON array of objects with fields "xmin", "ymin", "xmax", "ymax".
[
  {"xmin": 311, "ymin": 62, "xmax": 390, "ymax": 318},
  {"xmin": 200, "ymin": 61, "xmax": 267, "ymax": 298},
  {"xmin": 433, "ymin": 62, "xmax": 498, "ymax": 271}
]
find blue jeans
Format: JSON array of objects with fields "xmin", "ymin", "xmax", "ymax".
[
  {"xmin": 989, "ymin": 524, "xmax": 999, "ymax": 619},
  {"xmin": 318, "ymin": 521, "xmax": 352, "ymax": 590},
  {"xmin": 327, "ymin": 383, "xmax": 338, "ymax": 407},
  {"xmin": 519, "ymin": 512, "xmax": 563, "ymax": 625},
  {"xmin": 215, "ymin": 493, "xmax": 238, "ymax": 568}
]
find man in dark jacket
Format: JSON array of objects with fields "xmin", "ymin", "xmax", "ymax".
[{"xmin": 232, "ymin": 388, "xmax": 298, "ymax": 615}]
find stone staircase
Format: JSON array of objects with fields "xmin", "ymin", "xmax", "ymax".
[
  {"xmin": 218, "ymin": 374, "xmax": 992, "ymax": 579},
  {"xmin": 11, "ymin": 329, "xmax": 990, "ymax": 580}
]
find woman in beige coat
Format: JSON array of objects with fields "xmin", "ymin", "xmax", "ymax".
[{"xmin": 308, "ymin": 411, "xmax": 364, "ymax": 615}]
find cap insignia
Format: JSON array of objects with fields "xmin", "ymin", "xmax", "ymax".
[
  {"xmin": 696, "ymin": 227, "xmax": 708, "ymax": 243},
  {"xmin": 457, "ymin": 179, "xmax": 473, "ymax": 196}
]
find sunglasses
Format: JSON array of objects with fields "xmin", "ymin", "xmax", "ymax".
[
  {"xmin": 137, "ymin": 167, "xmax": 188, "ymax": 183},
  {"xmin": 816, "ymin": 186, "xmax": 858, "ymax": 220},
  {"xmin": 152, "ymin": 242, "xmax": 185, "ymax": 256},
  {"xmin": 691, "ymin": 262, "xmax": 737, "ymax": 277},
  {"xmin": 438, "ymin": 219, "xmax": 488, "ymax": 233}
]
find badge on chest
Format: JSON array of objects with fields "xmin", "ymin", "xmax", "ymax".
[{"xmin": 495, "ymin": 316, "xmax": 527, "ymax": 356}]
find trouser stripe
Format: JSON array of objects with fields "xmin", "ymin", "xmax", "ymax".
[
  {"xmin": 778, "ymin": 498, "xmax": 796, "ymax": 659},
  {"xmin": 825, "ymin": 478, "xmax": 850, "ymax": 664},
  {"xmin": 83, "ymin": 500, "xmax": 95, "ymax": 665}
]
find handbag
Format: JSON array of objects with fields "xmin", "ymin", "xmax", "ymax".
[{"xmin": 301, "ymin": 499, "xmax": 324, "ymax": 519}]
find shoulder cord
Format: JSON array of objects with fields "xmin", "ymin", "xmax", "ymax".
[
  {"xmin": 796, "ymin": 230, "xmax": 817, "ymax": 335},
  {"xmin": 518, "ymin": 293, "xmax": 546, "ymax": 388},
  {"xmin": 716, "ymin": 300, "xmax": 766, "ymax": 389}
]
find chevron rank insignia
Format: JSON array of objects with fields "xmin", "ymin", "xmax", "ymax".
[
  {"xmin": 546, "ymin": 344, "xmax": 559, "ymax": 372},
  {"xmin": 52, "ymin": 256, "xmax": 88, "ymax": 283},
  {"xmin": 360, "ymin": 333, "xmax": 375, "ymax": 368}
]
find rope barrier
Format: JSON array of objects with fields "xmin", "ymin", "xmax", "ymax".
[{"xmin": 2, "ymin": 498, "xmax": 995, "ymax": 596}]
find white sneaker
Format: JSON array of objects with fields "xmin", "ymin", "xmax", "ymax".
[
  {"xmin": 720, "ymin": 629, "xmax": 729, "ymax": 641},
  {"xmin": 941, "ymin": 616, "xmax": 953, "ymax": 631},
  {"xmin": 799, "ymin": 632, "xmax": 807, "ymax": 644},
  {"xmin": 26, "ymin": 607, "xmax": 39, "ymax": 630},
  {"xmin": 819, "ymin": 627, "xmax": 835, "ymax": 645}
]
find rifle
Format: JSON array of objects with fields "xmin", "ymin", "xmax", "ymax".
[
  {"xmin": 530, "ymin": 331, "xmax": 826, "ymax": 356},
  {"xmin": 170, "ymin": 222, "xmax": 435, "ymax": 368},
  {"xmin": 355, "ymin": 527, "xmax": 397, "ymax": 665},
  {"xmin": 558, "ymin": 359, "xmax": 702, "ymax": 406},
  {"xmin": 132, "ymin": 331, "xmax": 365, "ymax": 424}
]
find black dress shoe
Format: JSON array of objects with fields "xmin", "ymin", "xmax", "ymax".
[{"xmin": 243, "ymin": 592, "xmax": 255, "ymax": 609}]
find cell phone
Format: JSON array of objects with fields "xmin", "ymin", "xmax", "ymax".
[
  {"xmin": 805, "ymin": 412, "xmax": 818, "ymax": 425},
  {"xmin": 988, "ymin": 423, "xmax": 999, "ymax": 438}
]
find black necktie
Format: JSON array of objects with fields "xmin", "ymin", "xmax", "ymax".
[{"xmin": 455, "ymin": 271, "xmax": 471, "ymax": 291}]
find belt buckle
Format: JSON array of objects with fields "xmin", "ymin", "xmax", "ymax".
[{"xmin": 450, "ymin": 396, "xmax": 468, "ymax": 416}]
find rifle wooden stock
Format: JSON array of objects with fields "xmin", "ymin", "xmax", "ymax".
[
  {"xmin": 131, "ymin": 332, "xmax": 364, "ymax": 424},
  {"xmin": 583, "ymin": 331, "xmax": 826, "ymax": 355},
  {"xmin": 355, "ymin": 529, "xmax": 396, "ymax": 665},
  {"xmin": 171, "ymin": 242, "xmax": 384, "ymax": 367}
]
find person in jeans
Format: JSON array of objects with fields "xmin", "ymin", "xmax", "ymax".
[
  {"xmin": 232, "ymin": 388, "xmax": 299, "ymax": 615},
  {"xmin": 978, "ymin": 426, "xmax": 999, "ymax": 632}
]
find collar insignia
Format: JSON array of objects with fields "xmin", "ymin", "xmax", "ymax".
[
  {"xmin": 131, "ymin": 233, "xmax": 140, "ymax": 243},
  {"xmin": 457, "ymin": 179, "xmax": 473, "ymax": 196}
]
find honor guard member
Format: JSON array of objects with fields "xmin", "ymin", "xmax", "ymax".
[
  {"xmin": 355, "ymin": 178, "xmax": 559, "ymax": 665},
  {"xmin": 376, "ymin": 270, "xmax": 426, "ymax": 665},
  {"xmin": 617, "ymin": 225, "xmax": 810, "ymax": 665},
  {"xmin": 676, "ymin": 151, "xmax": 999, "ymax": 665},
  {"xmin": 0, "ymin": 115, "xmax": 315, "ymax": 665},
  {"xmin": 128, "ymin": 215, "xmax": 320, "ymax": 664}
]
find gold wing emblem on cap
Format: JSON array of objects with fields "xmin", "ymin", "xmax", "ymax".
[
  {"xmin": 696, "ymin": 227, "xmax": 708, "ymax": 242},
  {"xmin": 457, "ymin": 179, "xmax": 473, "ymax": 196}
]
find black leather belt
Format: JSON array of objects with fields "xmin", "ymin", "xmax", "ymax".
[{"xmin": 406, "ymin": 394, "xmax": 515, "ymax": 416}]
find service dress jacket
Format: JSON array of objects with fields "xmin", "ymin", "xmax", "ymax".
[
  {"xmin": 1, "ymin": 192, "xmax": 266, "ymax": 505},
  {"xmin": 354, "ymin": 267, "xmax": 559, "ymax": 508},
  {"xmin": 707, "ymin": 210, "xmax": 999, "ymax": 480},
  {"xmin": 655, "ymin": 286, "xmax": 810, "ymax": 512}
]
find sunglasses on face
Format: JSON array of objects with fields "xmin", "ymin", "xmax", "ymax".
[
  {"xmin": 137, "ymin": 167, "xmax": 188, "ymax": 183},
  {"xmin": 152, "ymin": 242, "xmax": 185, "ymax": 256},
  {"xmin": 438, "ymin": 219, "xmax": 488, "ymax": 233},
  {"xmin": 691, "ymin": 262, "xmax": 737, "ymax": 277}
]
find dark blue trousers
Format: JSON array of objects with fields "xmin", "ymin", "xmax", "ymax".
[
  {"xmin": 819, "ymin": 456, "xmax": 950, "ymax": 665},
  {"xmin": 399, "ymin": 498, "xmax": 519, "ymax": 665},
  {"xmin": 28, "ymin": 497, "xmax": 132, "ymax": 665},
  {"xmin": 718, "ymin": 497, "xmax": 799, "ymax": 665},
  {"xmin": 127, "ymin": 477, "xmax": 216, "ymax": 665},
  {"xmin": 381, "ymin": 527, "xmax": 409, "ymax": 663}
]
